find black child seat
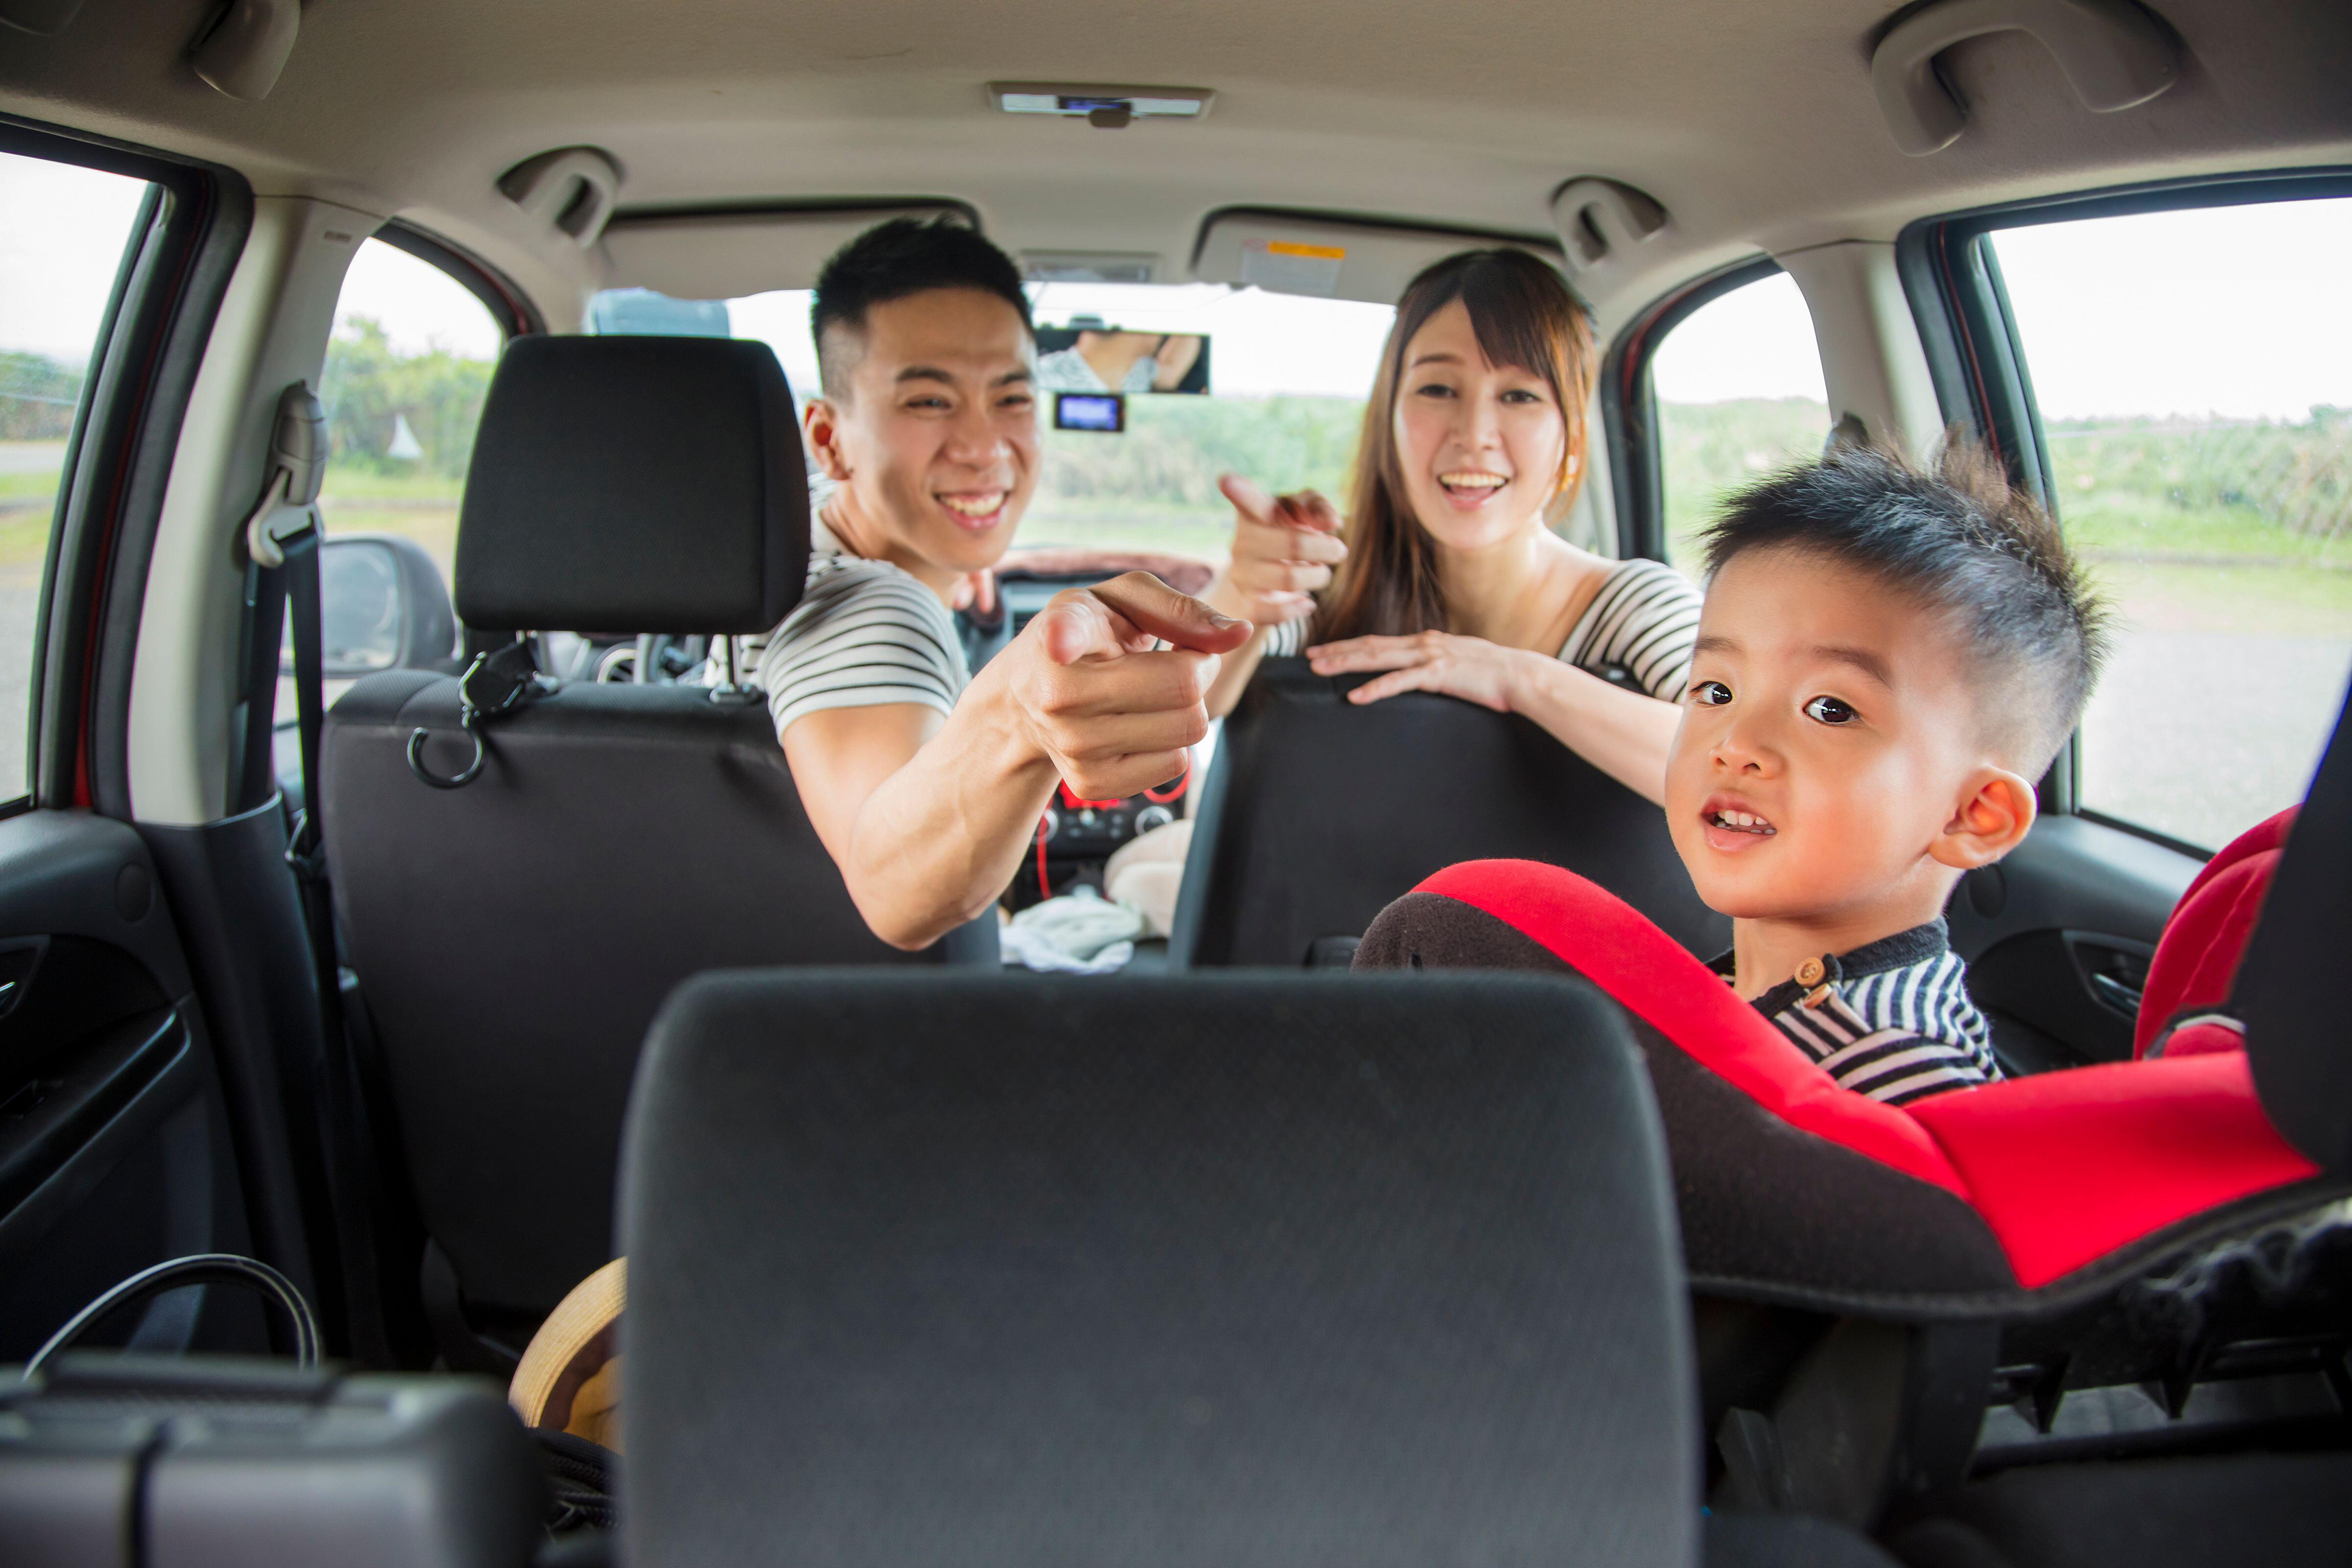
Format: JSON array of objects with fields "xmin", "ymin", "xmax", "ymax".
[
  {"xmin": 321, "ymin": 336, "xmax": 995, "ymax": 1340},
  {"xmin": 1168, "ymin": 658, "xmax": 1726, "ymax": 969},
  {"xmin": 617, "ymin": 969, "xmax": 1901, "ymax": 1567}
]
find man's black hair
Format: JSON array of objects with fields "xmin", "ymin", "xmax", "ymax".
[
  {"xmin": 809, "ymin": 218, "xmax": 1032, "ymax": 400},
  {"xmin": 1699, "ymin": 437, "xmax": 2109, "ymax": 775}
]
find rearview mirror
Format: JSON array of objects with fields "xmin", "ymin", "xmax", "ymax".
[
  {"xmin": 285, "ymin": 534, "xmax": 461, "ymax": 679},
  {"xmin": 1035, "ymin": 322, "xmax": 1209, "ymax": 395}
]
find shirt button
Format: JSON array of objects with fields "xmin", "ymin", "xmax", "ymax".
[{"xmin": 1795, "ymin": 957, "xmax": 1826, "ymax": 987}]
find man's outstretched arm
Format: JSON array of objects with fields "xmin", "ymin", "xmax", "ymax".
[{"xmin": 782, "ymin": 573, "xmax": 1250, "ymax": 950}]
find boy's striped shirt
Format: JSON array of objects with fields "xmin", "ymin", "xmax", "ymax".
[{"xmin": 1713, "ymin": 920, "xmax": 2002, "ymax": 1105}]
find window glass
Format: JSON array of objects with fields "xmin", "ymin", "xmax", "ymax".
[
  {"xmin": 319, "ymin": 239, "xmax": 505, "ymax": 585},
  {"xmin": 0, "ymin": 151, "xmax": 154, "ymax": 802},
  {"xmin": 277, "ymin": 240, "xmax": 503, "ymax": 723},
  {"xmin": 589, "ymin": 282, "xmax": 1396, "ymax": 560},
  {"xmin": 1989, "ymin": 199, "xmax": 2352, "ymax": 850},
  {"xmin": 1650, "ymin": 271, "xmax": 1829, "ymax": 579}
]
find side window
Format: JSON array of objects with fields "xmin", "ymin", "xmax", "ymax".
[
  {"xmin": 279, "ymin": 238, "xmax": 504, "ymax": 725},
  {"xmin": 1988, "ymin": 198, "xmax": 2352, "ymax": 850},
  {"xmin": 320, "ymin": 238, "xmax": 506, "ymax": 588},
  {"xmin": 0, "ymin": 151, "xmax": 155, "ymax": 803},
  {"xmin": 1648, "ymin": 270, "xmax": 1829, "ymax": 579}
]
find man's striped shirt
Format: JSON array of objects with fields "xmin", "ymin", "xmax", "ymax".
[
  {"xmin": 1264, "ymin": 556, "xmax": 1704, "ymax": 702},
  {"xmin": 1713, "ymin": 921, "xmax": 2002, "ymax": 1106},
  {"xmin": 737, "ymin": 516, "xmax": 968, "ymax": 737}
]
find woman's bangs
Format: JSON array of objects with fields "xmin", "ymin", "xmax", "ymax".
[{"xmin": 1461, "ymin": 270, "xmax": 1570, "ymax": 393}]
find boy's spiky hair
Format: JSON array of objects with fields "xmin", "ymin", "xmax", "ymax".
[{"xmin": 1699, "ymin": 437, "xmax": 2109, "ymax": 776}]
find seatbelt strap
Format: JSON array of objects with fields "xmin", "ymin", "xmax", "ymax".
[{"xmin": 234, "ymin": 411, "xmax": 404, "ymax": 1368}]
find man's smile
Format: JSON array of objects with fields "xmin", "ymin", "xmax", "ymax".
[{"xmin": 936, "ymin": 489, "xmax": 1011, "ymax": 530}]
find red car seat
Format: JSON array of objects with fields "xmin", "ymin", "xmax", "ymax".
[
  {"xmin": 2134, "ymin": 807, "xmax": 2292, "ymax": 1061},
  {"xmin": 1355, "ymin": 692, "xmax": 2352, "ymax": 1311}
]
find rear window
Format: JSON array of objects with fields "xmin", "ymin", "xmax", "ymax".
[{"xmin": 587, "ymin": 282, "xmax": 1396, "ymax": 560}]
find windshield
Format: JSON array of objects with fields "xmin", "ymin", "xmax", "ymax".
[{"xmin": 588, "ymin": 282, "xmax": 1396, "ymax": 561}]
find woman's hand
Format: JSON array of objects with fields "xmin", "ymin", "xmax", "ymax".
[
  {"xmin": 1307, "ymin": 630, "xmax": 1535, "ymax": 712},
  {"xmin": 1211, "ymin": 474, "xmax": 1346, "ymax": 627}
]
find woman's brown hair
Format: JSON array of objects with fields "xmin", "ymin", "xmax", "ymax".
[{"xmin": 1313, "ymin": 248, "xmax": 1597, "ymax": 643}]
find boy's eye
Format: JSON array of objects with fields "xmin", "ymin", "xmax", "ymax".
[
  {"xmin": 1690, "ymin": 680, "xmax": 1732, "ymax": 707},
  {"xmin": 1804, "ymin": 695, "xmax": 1859, "ymax": 726}
]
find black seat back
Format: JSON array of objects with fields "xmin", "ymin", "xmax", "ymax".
[
  {"xmin": 1170, "ymin": 659, "xmax": 1726, "ymax": 967},
  {"xmin": 322, "ymin": 336, "xmax": 993, "ymax": 1322},
  {"xmin": 620, "ymin": 970, "xmax": 1698, "ymax": 1568},
  {"xmin": 2243, "ymin": 681, "xmax": 2352, "ymax": 1175}
]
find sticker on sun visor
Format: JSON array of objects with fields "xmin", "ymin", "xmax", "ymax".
[{"xmin": 1239, "ymin": 237, "xmax": 1346, "ymax": 297}]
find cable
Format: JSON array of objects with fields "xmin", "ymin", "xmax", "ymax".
[
  {"xmin": 1035, "ymin": 811, "xmax": 1053, "ymax": 900},
  {"xmin": 24, "ymin": 1254, "xmax": 321, "ymax": 1380},
  {"xmin": 1143, "ymin": 754, "xmax": 1191, "ymax": 805}
]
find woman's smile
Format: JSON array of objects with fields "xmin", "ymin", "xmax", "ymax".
[{"xmin": 1436, "ymin": 468, "xmax": 1513, "ymax": 509}]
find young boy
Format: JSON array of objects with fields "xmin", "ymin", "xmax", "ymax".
[{"xmin": 1666, "ymin": 441, "xmax": 2107, "ymax": 1105}]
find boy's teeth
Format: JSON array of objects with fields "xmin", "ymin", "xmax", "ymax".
[{"xmin": 1710, "ymin": 809, "xmax": 1775, "ymax": 834}]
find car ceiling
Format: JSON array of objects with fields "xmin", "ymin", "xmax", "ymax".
[{"xmin": 5, "ymin": 0, "xmax": 2350, "ymax": 329}]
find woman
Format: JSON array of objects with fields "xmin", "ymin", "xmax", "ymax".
[{"xmin": 1200, "ymin": 248, "xmax": 1698, "ymax": 804}]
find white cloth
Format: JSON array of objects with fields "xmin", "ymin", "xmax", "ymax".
[{"xmin": 999, "ymin": 885, "xmax": 1148, "ymax": 974}]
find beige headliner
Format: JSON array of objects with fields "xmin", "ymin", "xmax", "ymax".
[{"xmin": 7, "ymin": 0, "xmax": 2350, "ymax": 328}]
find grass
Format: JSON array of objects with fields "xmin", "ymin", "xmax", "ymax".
[
  {"xmin": 2092, "ymin": 558, "xmax": 2352, "ymax": 639},
  {"xmin": 318, "ymin": 470, "xmax": 471, "ymax": 505},
  {"xmin": 321, "ymin": 504, "xmax": 461, "ymax": 584},
  {"xmin": 2052, "ymin": 483, "xmax": 2352, "ymax": 570}
]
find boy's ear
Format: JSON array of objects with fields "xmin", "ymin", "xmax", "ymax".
[
  {"xmin": 1930, "ymin": 766, "xmax": 2038, "ymax": 871},
  {"xmin": 803, "ymin": 396, "xmax": 852, "ymax": 482}
]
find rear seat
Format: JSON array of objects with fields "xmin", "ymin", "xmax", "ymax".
[{"xmin": 1169, "ymin": 657, "xmax": 1725, "ymax": 968}]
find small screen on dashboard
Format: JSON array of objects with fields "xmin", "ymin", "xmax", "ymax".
[{"xmin": 1054, "ymin": 392, "xmax": 1126, "ymax": 433}]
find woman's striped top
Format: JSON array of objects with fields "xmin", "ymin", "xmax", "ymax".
[{"xmin": 1263, "ymin": 556, "xmax": 1705, "ymax": 703}]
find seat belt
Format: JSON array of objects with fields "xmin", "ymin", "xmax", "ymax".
[{"xmin": 241, "ymin": 383, "xmax": 396, "ymax": 1366}]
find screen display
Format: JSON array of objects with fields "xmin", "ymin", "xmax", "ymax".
[{"xmin": 1054, "ymin": 392, "xmax": 1127, "ymax": 433}]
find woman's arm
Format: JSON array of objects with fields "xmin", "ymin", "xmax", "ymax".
[
  {"xmin": 1201, "ymin": 474, "xmax": 1347, "ymax": 719},
  {"xmin": 1305, "ymin": 632, "xmax": 1680, "ymax": 804}
]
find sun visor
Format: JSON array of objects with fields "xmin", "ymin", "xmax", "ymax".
[
  {"xmin": 1190, "ymin": 210, "xmax": 1563, "ymax": 305},
  {"xmin": 595, "ymin": 202, "xmax": 977, "ymax": 300}
]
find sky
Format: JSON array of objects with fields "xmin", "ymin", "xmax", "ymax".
[
  {"xmin": 0, "ymin": 153, "xmax": 152, "ymax": 363},
  {"xmin": 7, "ymin": 146, "xmax": 2348, "ymax": 425}
]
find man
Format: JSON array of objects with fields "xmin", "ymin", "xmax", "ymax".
[{"xmin": 754, "ymin": 219, "xmax": 1248, "ymax": 949}]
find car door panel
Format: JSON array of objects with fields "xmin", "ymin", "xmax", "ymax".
[
  {"xmin": 1948, "ymin": 813, "xmax": 2198, "ymax": 1071},
  {"xmin": 0, "ymin": 810, "xmax": 263, "ymax": 1359}
]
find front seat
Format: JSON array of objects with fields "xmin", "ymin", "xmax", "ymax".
[
  {"xmin": 321, "ymin": 335, "xmax": 995, "ymax": 1341},
  {"xmin": 619, "ymin": 968, "xmax": 1901, "ymax": 1567},
  {"xmin": 1168, "ymin": 658, "xmax": 1725, "ymax": 968}
]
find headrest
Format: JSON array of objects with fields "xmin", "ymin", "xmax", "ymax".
[
  {"xmin": 2134, "ymin": 807, "xmax": 2293, "ymax": 1057},
  {"xmin": 453, "ymin": 336, "xmax": 809, "ymax": 636},
  {"xmin": 620, "ymin": 970, "xmax": 1696, "ymax": 1568},
  {"xmin": 2243, "ymin": 684, "xmax": 2352, "ymax": 1173}
]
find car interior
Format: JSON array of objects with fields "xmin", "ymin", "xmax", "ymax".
[{"xmin": 1, "ymin": 0, "xmax": 2349, "ymax": 1562}]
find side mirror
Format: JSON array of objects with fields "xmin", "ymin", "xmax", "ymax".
[{"xmin": 291, "ymin": 534, "xmax": 461, "ymax": 678}]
